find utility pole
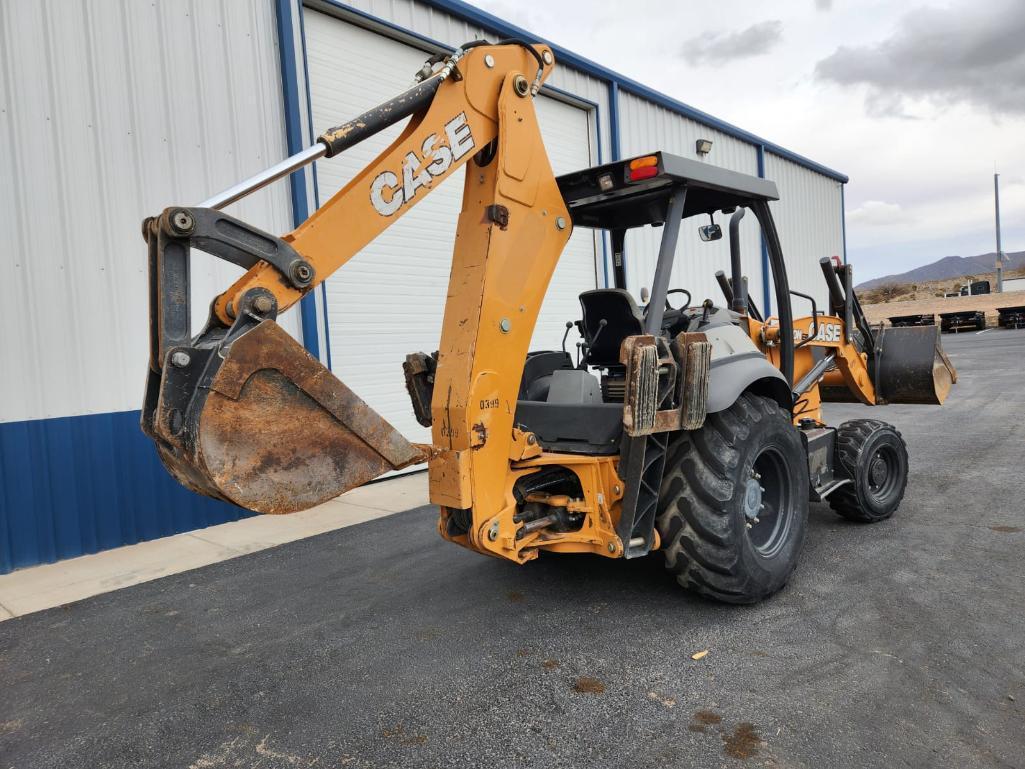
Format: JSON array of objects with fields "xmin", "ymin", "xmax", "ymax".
[{"xmin": 994, "ymin": 173, "xmax": 1004, "ymax": 292}]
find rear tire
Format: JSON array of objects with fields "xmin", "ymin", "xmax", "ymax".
[
  {"xmin": 828, "ymin": 420, "xmax": 908, "ymax": 522},
  {"xmin": 655, "ymin": 393, "xmax": 809, "ymax": 604}
]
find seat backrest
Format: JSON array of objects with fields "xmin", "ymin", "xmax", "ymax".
[{"xmin": 578, "ymin": 289, "xmax": 644, "ymax": 366}]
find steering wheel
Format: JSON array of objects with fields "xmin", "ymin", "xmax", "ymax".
[
  {"xmin": 642, "ymin": 288, "xmax": 693, "ymax": 325},
  {"xmin": 665, "ymin": 288, "xmax": 692, "ymax": 310}
]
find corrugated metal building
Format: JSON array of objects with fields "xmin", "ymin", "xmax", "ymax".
[{"xmin": 0, "ymin": 0, "xmax": 847, "ymax": 573}]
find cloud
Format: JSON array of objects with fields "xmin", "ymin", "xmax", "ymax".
[
  {"xmin": 846, "ymin": 201, "xmax": 908, "ymax": 227},
  {"xmin": 815, "ymin": 0, "xmax": 832, "ymax": 10},
  {"xmin": 815, "ymin": 0, "xmax": 1025, "ymax": 116},
  {"xmin": 681, "ymin": 20, "xmax": 783, "ymax": 66},
  {"xmin": 863, "ymin": 90, "xmax": 920, "ymax": 121}
]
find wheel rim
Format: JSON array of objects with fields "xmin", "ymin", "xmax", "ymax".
[
  {"xmin": 744, "ymin": 446, "xmax": 793, "ymax": 557},
  {"xmin": 865, "ymin": 443, "xmax": 902, "ymax": 506}
]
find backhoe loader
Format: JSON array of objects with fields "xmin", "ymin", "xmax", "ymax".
[{"xmin": 141, "ymin": 41, "xmax": 956, "ymax": 603}]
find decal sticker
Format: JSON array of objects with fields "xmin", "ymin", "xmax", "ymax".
[
  {"xmin": 370, "ymin": 112, "xmax": 476, "ymax": 216},
  {"xmin": 795, "ymin": 321, "xmax": 843, "ymax": 343}
]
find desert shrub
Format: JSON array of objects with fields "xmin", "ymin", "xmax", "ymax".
[{"xmin": 873, "ymin": 283, "xmax": 903, "ymax": 302}]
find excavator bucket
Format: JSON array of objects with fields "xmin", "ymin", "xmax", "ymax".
[
  {"xmin": 146, "ymin": 320, "xmax": 426, "ymax": 514},
  {"xmin": 871, "ymin": 324, "xmax": 957, "ymax": 405}
]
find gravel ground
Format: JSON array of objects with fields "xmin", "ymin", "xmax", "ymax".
[{"xmin": 1, "ymin": 328, "xmax": 1023, "ymax": 769}]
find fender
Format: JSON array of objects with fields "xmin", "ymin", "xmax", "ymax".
[
  {"xmin": 706, "ymin": 355, "xmax": 792, "ymax": 414},
  {"xmin": 701, "ymin": 325, "xmax": 792, "ymax": 413}
]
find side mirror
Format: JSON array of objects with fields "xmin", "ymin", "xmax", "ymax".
[{"xmin": 698, "ymin": 223, "xmax": 722, "ymax": 242}]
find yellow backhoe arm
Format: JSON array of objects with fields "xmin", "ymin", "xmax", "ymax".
[
  {"xmin": 210, "ymin": 43, "xmax": 556, "ymax": 327},
  {"xmin": 141, "ymin": 41, "xmax": 579, "ymax": 549}
]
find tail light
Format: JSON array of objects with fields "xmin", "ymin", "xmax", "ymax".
[{"xmin": 628, "ymin": 155, "xmax": 659, "ymax": 181}]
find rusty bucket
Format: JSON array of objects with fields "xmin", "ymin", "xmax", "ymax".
[
  {"xmin": 871, "ymin": 325, "xmax": 957, "ymax": 405},
  {"xmin": 146, "ymin": 320, "xmax": 425, "ymax": 514}
]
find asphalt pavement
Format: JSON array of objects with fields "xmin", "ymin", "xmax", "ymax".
[{"xmin": 1, "ymin": 328, "xmax": 1023, "ymax": 769}]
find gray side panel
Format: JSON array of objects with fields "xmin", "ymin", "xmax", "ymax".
[{"xmin": 707, "ymin": 356, "xmax": 792, "ymax": 413}]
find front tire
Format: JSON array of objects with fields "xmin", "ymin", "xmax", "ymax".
[
  {"xmin": 655, "ymin": 393, "xmax": 809, "ymax": 604},
  {"xmin": 828, "ymin": 420, "xmax": 908, "ymax": 522}
]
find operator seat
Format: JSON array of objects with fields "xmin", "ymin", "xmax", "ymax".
[
  {"xmin": 511, "ymin": 288, "xmax": 641, "ymax": 455},
  {"xmin": 578, "ymin": 289, "xmax": 644, "ymax": 367}
]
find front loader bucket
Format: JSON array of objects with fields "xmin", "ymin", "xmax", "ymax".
[
  {"xmin": 147, "ymin": 320, "xmax": 426, "ymax": 514},
  {"xmin": 871, "ymin": 325, "xmax": 957, "ymax": 405}
]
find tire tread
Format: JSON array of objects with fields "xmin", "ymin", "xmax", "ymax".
[
  {"xmin": 656, "ymin": 393, "xmax": 806, "ymax": 604},
  {"xmin": 828, "ymin": 419, "xmax": 908, "ymax": 522}
]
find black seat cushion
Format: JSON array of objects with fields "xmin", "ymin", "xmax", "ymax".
[{"xmin": 578, "ymin": 289, "xmax": 643, "ymax": 366}]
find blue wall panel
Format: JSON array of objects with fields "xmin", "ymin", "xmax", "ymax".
[{"xmin": 0, "ymin": 411, "xmax": 250, "ymax": 574}]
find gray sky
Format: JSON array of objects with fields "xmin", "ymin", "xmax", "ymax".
[{"xmin": 473, "ymin": 0, "xmax": 1025, "ymax": 282}]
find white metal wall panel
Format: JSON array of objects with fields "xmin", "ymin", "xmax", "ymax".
[
  {"xmin": 764, "ymin": 152, "xmax": 844, "ymax": 308},
  {"xmin": 305, "ymin": 10, "xmax": 598, "ymax": 448},
  {"xmin": 0, "ymin": 0, "xmax": 297, "ymax": 423},
  {"xmin": 543, "ymin": 68, "xmax": 611, "ymax": 165},
  {"xmin": 616, "ymin": 91, "xmax": 765, "ymax": 312},
  {"xmin": 309, "ymin": 0, "xmax": 613, "ymax": 163}
]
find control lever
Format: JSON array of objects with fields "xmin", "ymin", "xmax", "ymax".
[
  {"xmin": 577, "ymin": 318, "xmax": 607, "ymax": 367},
  {"xmin": 561, "ymin": 321, "xmax": 574, "ymax": 355},
  {"xmin": 699, "ymin": 298, "xmax": 713, "ymax": 325}
]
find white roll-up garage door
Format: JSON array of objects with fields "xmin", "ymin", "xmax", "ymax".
[{"xmin": 304, "ymin": 10, "xmax": 600, "ymax": 452}]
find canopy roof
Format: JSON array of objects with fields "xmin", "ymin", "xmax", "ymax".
[{"xmin": 557, "ymin": 151, "xmax": 780, "ymax": 230}]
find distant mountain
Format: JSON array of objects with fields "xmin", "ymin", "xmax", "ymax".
[{"xmin": 856, "ymin": 251, "xmax": 1025, "ymax": 290}]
